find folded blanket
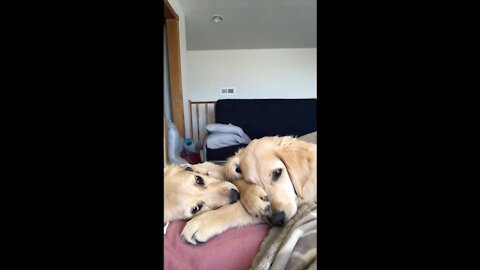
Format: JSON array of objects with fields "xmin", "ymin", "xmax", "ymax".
[
  {"xmin": 250, "ymin": 203, "xmax": 317, "ymax": 270},
  {"xmin": 206, "ymin": 123, "xmax": 251, "ymax": 149},
  {"xmin": 206, "ymin": 123, "xmax": 246, "ymax": 137}
]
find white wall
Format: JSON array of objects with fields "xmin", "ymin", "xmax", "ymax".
[
  {"xmin": 186, "ymin": 48, "xmax": 317, "ymax": 101},
  {"xmin": 166, "ymin": 0, "xmax": 191, "ymax": 139},
  {"xmin": 166, "ymin": 1, "xmax": 316, "ymax": 139}
]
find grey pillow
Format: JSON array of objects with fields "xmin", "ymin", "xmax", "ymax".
[
  {"xmin": 206, "ymin": 123, "xmax": 245, "ymax": 137},
  {"xmin": 206, "ymin": 132, "xmax": 251, "ymax": 149}
]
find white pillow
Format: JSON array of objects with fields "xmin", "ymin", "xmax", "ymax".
[
  {"xmin": 206, "ymin": 123, "xmax": 245, "ymax": 137},
  {"xmin": 206, "ymin": 133, "xmax": 251, "ymax": 149}
]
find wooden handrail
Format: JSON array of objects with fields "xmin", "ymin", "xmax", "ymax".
[{"xmin": 189, "ymin": 101, "xmax": 216, "ymax": 104}]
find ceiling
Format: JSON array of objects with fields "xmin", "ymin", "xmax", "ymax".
[{"xmin": 176, "ymin": 0, "xmax": 317, "ymax": 51}]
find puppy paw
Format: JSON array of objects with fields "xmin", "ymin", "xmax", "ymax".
[
  {"xmin": 180, "ymin": 218, "xmax": 203, "ymax": 245},
  {"xmin": 240, "ymin": 185, "xmax": 271, "ymax": 219},
  {"xmin": 180, "ymin": 214, "xmax": 218, "ymax": 245}
]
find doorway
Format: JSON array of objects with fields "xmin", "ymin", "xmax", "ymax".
[{"xmin": 164, "ymin": 0, "xmax": 186, "ymax": 163}]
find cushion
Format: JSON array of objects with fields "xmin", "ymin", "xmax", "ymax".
[
  {"xmin": 206, "ymin": 144, "xmax": 248, "ymax": 161},
  {"xmin": 206, "ymin": 133, "xmax": 251, "ymax": 149},
  {"xmin": 164, "ymin": 221, "xmax": 270, "ymax": 270},
  {"xmin": 206, "ymin": 123, "xmax": 246, "ymax": 137},
  {"xmin": 215, "ymin": 99, "xmax": 317, "ymax": 140}
]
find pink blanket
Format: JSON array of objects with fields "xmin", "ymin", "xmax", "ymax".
[{"xmin": 164, "ymin": 221, "xmax": 270, "ymax": 270}]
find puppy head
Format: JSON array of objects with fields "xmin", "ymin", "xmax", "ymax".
[
  {"xmin": 227, "ymin": 136, "xmax": 316, "ymax": 225},
  {"xmin": 274, "ymin": 136, "xmax": 316, "ymax": 203},
  {"xmin": 225, "ymin": 148, "xmax": 244, "ymax": 180},
  {"xmin": 164, "ymin": 164, "xmax": 239, "ymax": 223}
]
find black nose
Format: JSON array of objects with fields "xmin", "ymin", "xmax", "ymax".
[
  {"xmin": 229, "ymin": 189, "xmax": 239, "ymax": 203},
  {"xmin": 269, "ymin": 211, "xmax": 285, "ymax": 226}
]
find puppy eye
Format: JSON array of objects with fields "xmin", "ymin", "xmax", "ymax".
[
  {"xmin": 185, "ymin": 167, "xmax": 193, "ymax": 171},
  {"xmin": 272, "ymin": 168, "xmax": 282, "ymax": 181},
  {"xmin": 191, "ymin": 204, "xmax": 203, "ymax": 214},
  {"xmin": 235, "ymin": 166, "xmax": 242, "ymax": 174},
  {"xmin": 195, "ymin": 176, "xmax": 205, "ymax": 186}
]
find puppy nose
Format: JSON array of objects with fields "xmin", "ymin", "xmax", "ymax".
[
  {"xmin": 269, "ymin": 211, "xmax": 285, "ymax": 226},
  {"xmin": 229, "ymin": 189, "xmax": 239, "ymax": 203}
]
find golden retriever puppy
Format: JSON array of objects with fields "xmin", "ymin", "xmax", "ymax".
[
  {"xmin": 163, "ymin": 164, "xmax": 239, "ymax": 225},
  {"xmin": 226, "ymin": 136, "xmax": 316, "ymax": 225},
  {"xmin": 181, "ymin": 136, "xmax": 316, "ymax": 244},
  {"xmin": 186, "ymin": 161, "xmax": 228, "ymax": 181},
  {"xmin": 187, "ymin": 161, "xmax": 272, "ymax": 218}
]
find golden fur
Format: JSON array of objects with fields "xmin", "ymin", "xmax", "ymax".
[
  {"xmin": 226, "ymin": 136, "xmax": 316, "ymax": 222},
  {"xmin": 163, "ymin": 164, "xmax": 238, "ymax": 225},
  {"xmin": 180, "ymin": 136, "xmax": 316, "ymax": 244}
]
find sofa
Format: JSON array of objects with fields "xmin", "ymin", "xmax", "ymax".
[{"xmin": 204, "ymin": 98, "xmax": 317, "ymax": 161}]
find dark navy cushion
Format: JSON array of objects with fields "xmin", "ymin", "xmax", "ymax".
[
  {"xmin": 206, "ymin": 144, "xmax": 248, "ymax": 161},
  {"xmin": 206, "ymin": 99, "xmax": 317, "ymax": 161},
  {"xmin": 215, "ymin": 99, "xmax": 317, "ymax": 139}
]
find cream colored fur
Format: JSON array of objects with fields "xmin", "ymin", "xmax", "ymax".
[
  {"xmin": 164, "ymin": 164, "xmax": 238, "ymax": 225},
  {"xmin": 180, "ymin": 136, "xmax": 316, "ymax": 245}
]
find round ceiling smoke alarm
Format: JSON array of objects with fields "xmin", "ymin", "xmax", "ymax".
[{"xmin": 210, "ymin": 15, "xmax": 223, "ymax": 24}]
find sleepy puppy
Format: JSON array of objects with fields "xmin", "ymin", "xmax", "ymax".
[
  {"xmin": 164, "ymin": 164, "xmax": 239, "ymax": 225},
  {"xmin": 226, "ymin": 135, "xmax": 316, "ymax": 225},
  {"xmin": 181, "ymin": 136, "xmax": 316, "ymax": 244}
]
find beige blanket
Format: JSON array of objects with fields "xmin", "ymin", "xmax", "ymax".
[
  {"xmin": 298, "ymin": 132, "xmax": 317, "ymax": 144},
  {"xmin": 250, "ymin": 203, "xmax": 317, "ymax": 270}
]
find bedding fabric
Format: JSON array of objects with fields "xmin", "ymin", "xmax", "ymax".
[
  {"xmin": 250, "ymin": 203, "xmax": 317, "ymax": 270},
  {"xmin": 164, "ymin": 221, "xmax": 270, "ymax": 270},
  {"xmin": 206, "ymin": 123, "xmax": 246, "ymax": 137},
  {"xmin": 206, "ymin": 132, "xmax": 251, "ymax": 149},
  {"xmin": 298, "ymin": 131, "xmax": 317, "ymax": 144}
]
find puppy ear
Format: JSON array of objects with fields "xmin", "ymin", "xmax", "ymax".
[
  {"xmin": 225, "ymin": 148, "xmax": 244, "ymax": 180},
  {"xmin": 275, "ymin": 137, "xmax": 316, "ymax": 200}
]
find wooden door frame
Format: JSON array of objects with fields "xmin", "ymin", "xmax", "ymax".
[
  {"xmin": 164, "ymin": 0, "xmax": 178, "ymax": 20},
  {"xmin": 164, "ymin": 0, "xmax": 186, "ymax": 139}
]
